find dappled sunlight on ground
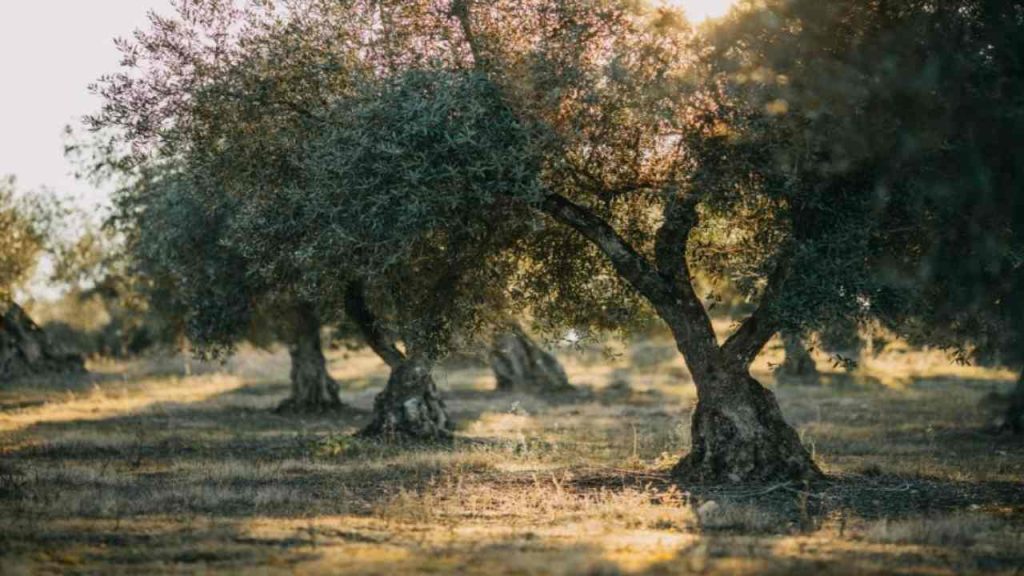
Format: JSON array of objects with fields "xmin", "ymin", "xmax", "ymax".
[
  {"xmin": 1, "ymin": 336, "xmax": 1022, "ymax": 574},
  {"xmin": 0, "ymin": 372, "xmax": 247, "ymax": 434}
]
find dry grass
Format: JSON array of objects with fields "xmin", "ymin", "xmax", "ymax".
[{"xmin": 1, "ymin": 335, "xmax": 1022, "ymax": 575}]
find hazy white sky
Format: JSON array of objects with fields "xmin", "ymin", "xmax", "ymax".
[
  {"xmin": 0, "ymin": 1, "xmax": 170, "ymax": 210},
  {"xmin": 670, "ymin": 0, "xmax": 735, "ymax": 22}
]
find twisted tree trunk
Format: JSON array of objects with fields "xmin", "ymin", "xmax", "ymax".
[
  {"xmin": 491, "ymin": 325, "xmax": 573, "ymax": 394},
  {"xmin": 539, "ymin": 193, "xmax": 822, "ymax": 483},
  {"xmin": 359, "ymin": 356, "xmax": 452, "ymax": 440},
  {"xmin": 0, "ymin": 302, "xmax": 84, "ymax": 382},
  {"xmin": 345, "ymin": 282, "xmax": 453, "ymax": 441},
  {"xmin": 673, "ymin": 370, "xmax": 821, "ymax": 482},
  {"xmin": 779, "ymin": 330, "xmax": 820, "ymax": 384},
  {"xmin": 275, "ymin": 304, "xmax": 344, "ymax": 413}
]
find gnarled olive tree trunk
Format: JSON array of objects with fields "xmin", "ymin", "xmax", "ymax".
[
  {"xmin": 360, "ymin": 356, "xmax": 452, "ymax": 439},
  {"xmin": 491, "ymin": 324, "xmax": 573, "ymax": 394},
  {"xmin": 540, "ymin": 194, "xmax": 822, "ymax": 483},
  {"xmin": 673, "ymin": 369, "xmax": 820, "ymax": 482},
  {"xmin": 779, "ymin": 330, "xmax": 820, "ymax": 384},
  {"xmin": 345, "ymin": 282, "xmax": 452, "ymax": 440},
  {"xmin": 275, "ymin": 304, "xmax": 344, "ymax": 413},
  {"xmin": 1006, "ymin": 372, "xmax": 1024, "ymax": 434},
  {"xmin": 0, "ymin": 302, "xmax": 84, "ymax": 382}
]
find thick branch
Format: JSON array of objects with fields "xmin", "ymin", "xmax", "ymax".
[
  {"xmin": 539, "ymin": 194, "xmax": 673, "ymax": 305},
  {"xmin": 720, "ymin": 248, "xmax": 794, "ymax": 368},
  {"xmin": 344, "ymin": 280, "xmax": 405, "ymax": 368},
  {"xmin": 450, "ymin": 0, "xmax": 488, "ymax": 69},
  {"xmin": 653, "ymin": 192, "xmax": 720, "ymax": 354}
]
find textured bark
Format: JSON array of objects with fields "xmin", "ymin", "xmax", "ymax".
[
  {"xmin": 1006, "ymin": 373, "xmax": 1024, "ymax": 434},
  {"xmin": 673, "ymin": 371, "xmax": 823, "ymax": 482},
  {"xmin": 359, "ymin": 358, "xmax": 452, "ymax": 440},
  {"xmin": 779, "ymin": 331, "xmax": 820, "ymax": 384},
  {"xmin": 0, "ymin": 302, "xmax": 84, "ymax": 382},
  {"xmin": 345, "ymin": 282, "xmax": 453, "ymax": 440},
  {"xmin": 275, "ymin": 305, "xmax": 344, "ymax": 413},
  {"xmin": 491, "ymin": 326, "xmax": 573, "ymax": 394}
]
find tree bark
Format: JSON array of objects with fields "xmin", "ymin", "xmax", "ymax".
[
  {"xmin": 345, "ymin": 282, "xmax": 453, "ymax": 440},
  {"xmin": 673, "ymin": 370, "xmax": 820, "ymax": 482},
  {"xmin": 1006, "ymin": 372, "xmax": 1024, "ymax": 434},
  {"xmin": 275, "ymin": 304, "xmax": 344, "ymax": 413},
  {"xmin": 779, "ymin": 331, "xmax": 820, "ymax": 384},
  {"xmin": 0, "ymin": 302, "xmax": 84, "ymax": 382},
  {"xmin": 491, "ymin": 324, "xmax": 573, "ymax": 394},
  {"xmin": 359, "ymin": 356, "xmax": 453, "ymax": 440}
]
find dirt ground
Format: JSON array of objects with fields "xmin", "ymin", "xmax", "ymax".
[{"xmin": 1, "ymin": 334, "xmax": 1022, "ymax": 575}]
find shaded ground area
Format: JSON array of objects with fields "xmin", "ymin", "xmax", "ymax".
[{"xmin": 1, "ymin": 338, "xmax": 1022, "ymax": 575}]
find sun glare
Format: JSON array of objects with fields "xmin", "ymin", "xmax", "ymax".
[{"xmin": 664, "ymin": 0, "xmax": 737, "ymax": 22}]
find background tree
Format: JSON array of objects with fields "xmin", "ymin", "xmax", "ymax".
[
  {"xmin": 89, "ymin": 1, "xmax": 535, "ymax": 435},
  {"xmin": 490, "ymin": 323, "xmax": 574, "ymax": 395},
  {"xmin": 114, "ymin": 165, "xmax": 346, "ymax": 412},
  {"xmin": 0, "ymin": 176, "xmax": 84, "ymax": 380}
]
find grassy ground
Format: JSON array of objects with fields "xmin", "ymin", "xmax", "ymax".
[{"xmin": 1, "ymin": 334, "xmax": 1022, "ymax": 575}]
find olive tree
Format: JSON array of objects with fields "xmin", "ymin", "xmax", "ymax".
[
  {"xmin": 110, "ymin": 166, "xmax": 347, "ymax": 412},
  {"xmin": 0, "ymin": 176, "xmax": 84, "ymax": 379},
  {"xmin": 89, "ymin": 1, "xmax": 533, "ymax": 433},
  {"xmin": 433, "ymin": 0, "xmax": 825, "ymax": 482},
  {"xmin": 87, "ymin": 0, "xmax": 368, "ymax": 412}
]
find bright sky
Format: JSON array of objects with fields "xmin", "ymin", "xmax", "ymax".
[
  {"xmin": 669, "ymin": 0, "xmax": 736, "ymax": 22},
  {"xmin": 0, "ymin": 1, "xmax": 170, "ymax": 211}
]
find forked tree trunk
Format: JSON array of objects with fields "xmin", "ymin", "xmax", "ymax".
[
  {"xmin": 539, "ymin": 194, "xmax": 822, "ymax": 483},
  {"xmin": 491, "ymin": 325, "xmax": 573, "ymax": 394},
  {"xmin": 359, "ymin": 357, "xmax": 452, "ymax": 440},
  {"xmin": 673, "ymin": 369, "xmax": 822, "ymax": 482},
  {"xmin": 779, "ymin": 331, "xmax": 820, "ymax": 384},
  {"xmin": 275, "ymin": 304, "xmax": 344, "ymax": 413},
  {"xmin": 0, "ymin": 302, "xmax": 84, "ymax": 382},
  {"xmin": 1006, "ymin": 373, "xmax": 1024, "ymax": 434}
]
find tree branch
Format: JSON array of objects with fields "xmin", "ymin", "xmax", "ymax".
[
  {"xmin": 344, "ymin": 280, "xmax": 405, "ymax": 368},
  {"xmin": 450, "ymin": 0, "xmax": 488, "ymax": 69},
  {"xmin": 720, "ymin": 247, "xmax": 794, "ymax": 368},
  {"xmin": 539, "ymin": 194, "xmax": 673, "ymax": 305},
  {"xmin": 652, "ymin": 190, "xmax": 720, "ymax": 353}
]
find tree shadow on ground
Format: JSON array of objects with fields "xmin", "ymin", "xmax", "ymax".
[{"xmin": 567, "ymin": 467, "xmax": 1024, "ymax": 531}]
